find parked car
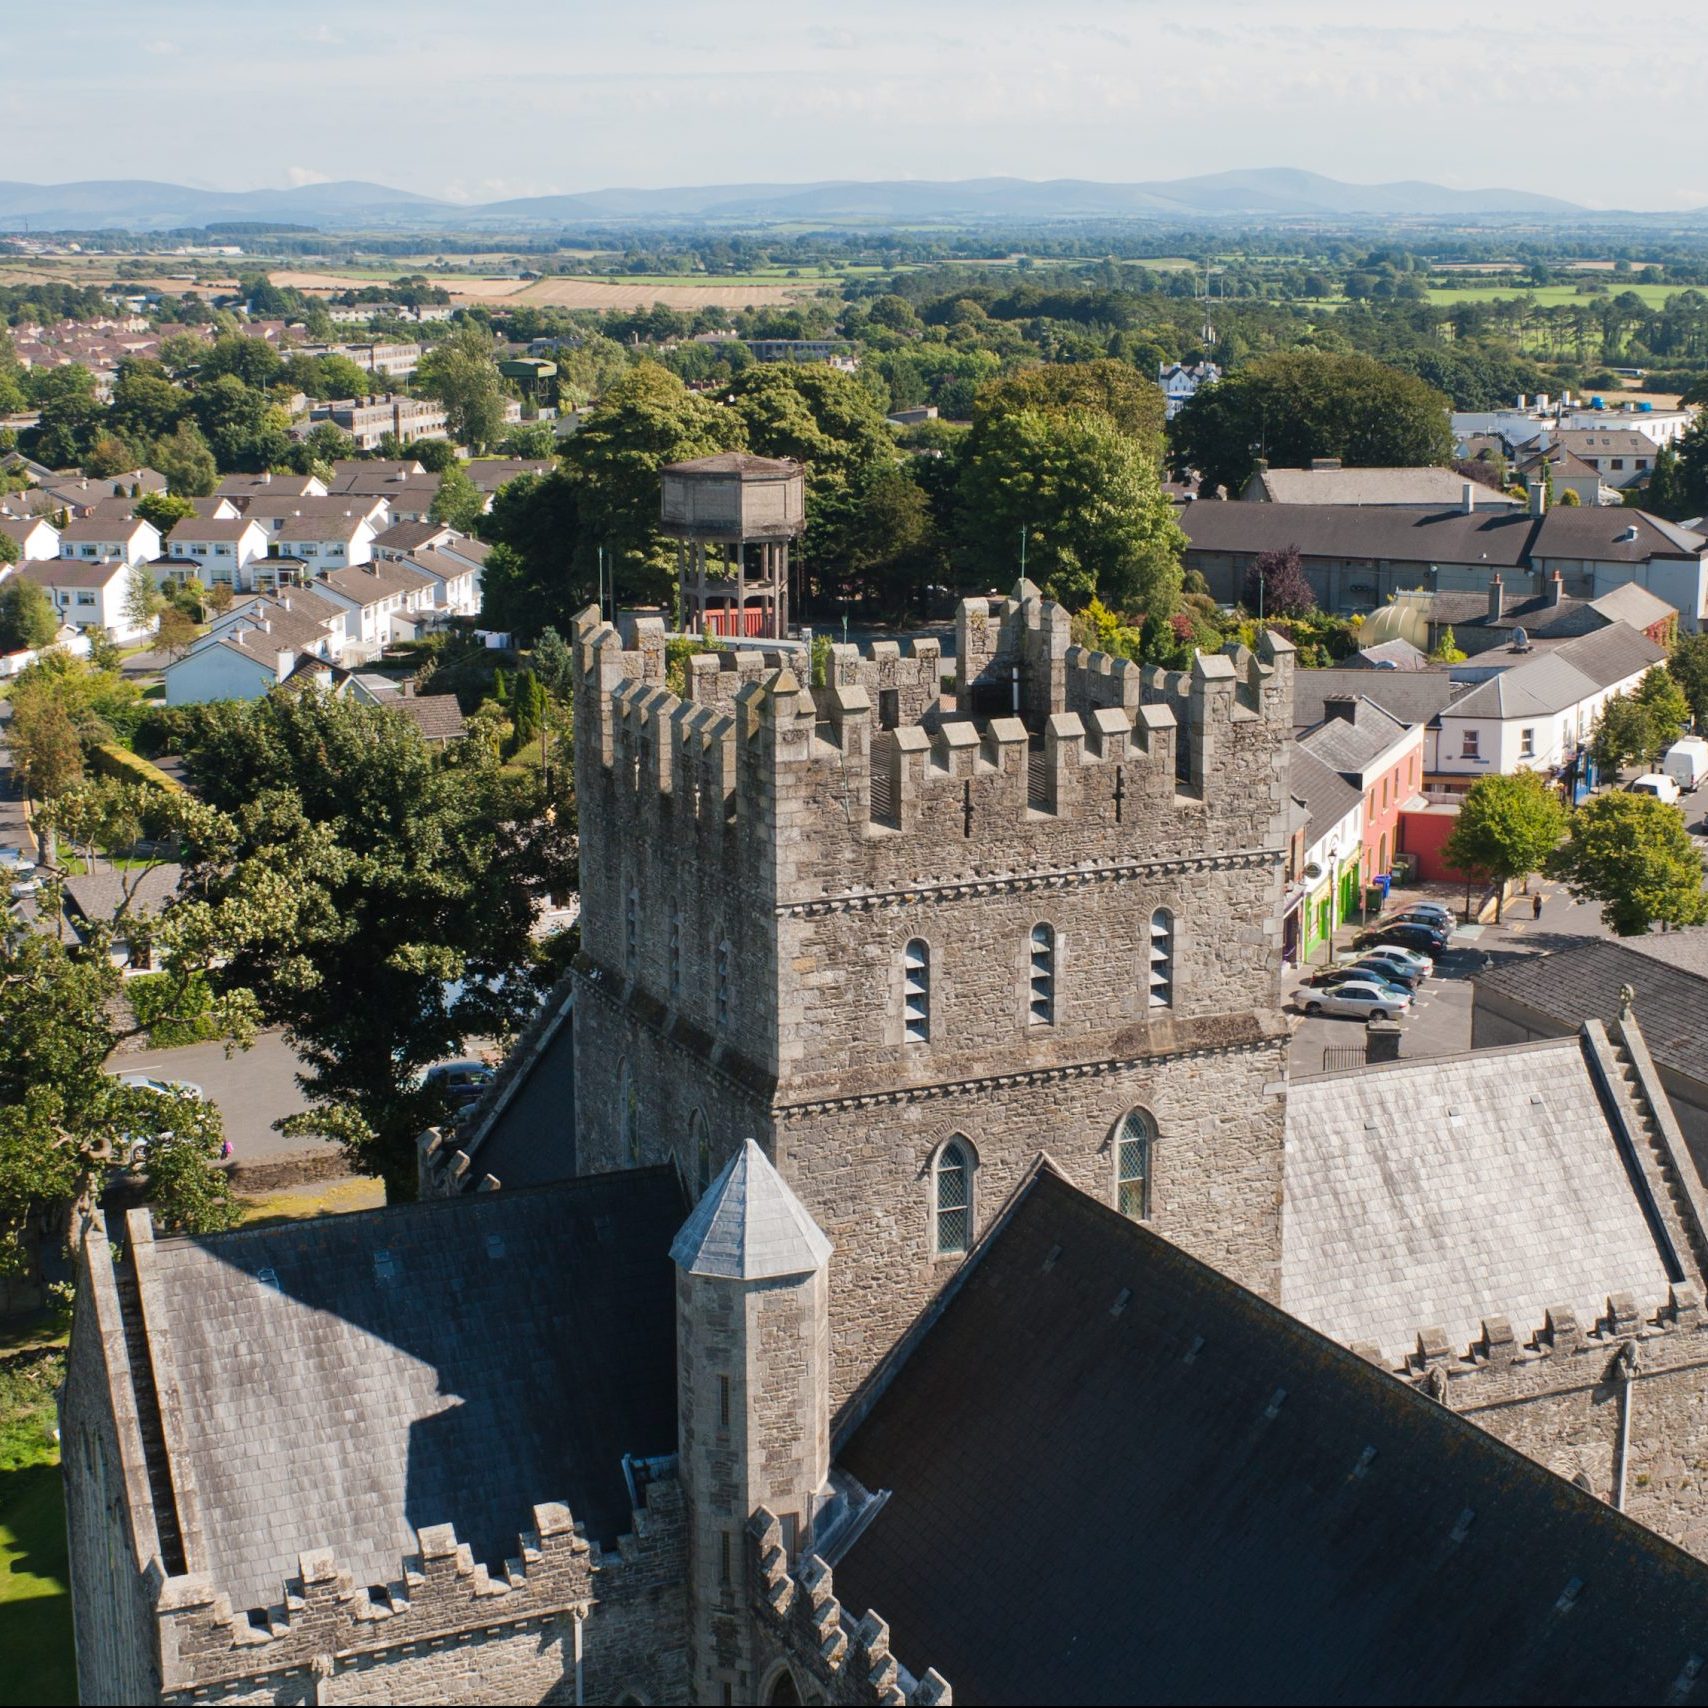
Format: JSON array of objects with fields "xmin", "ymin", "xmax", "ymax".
[
  {"xmin": 1345, "ymin": 953, "xmax": 1425, "ymax": 989},
  {"xmin": 113, "ymin": 1076, "xmax": 210, "ymax": 1168},
  {"xmin": 0, "ymin": 845, "xmax": 35, "ymax": 874},
  {"xmin": 1389, "ymin": 900, "xmax": 1453, "ymax": 930},
  {"xmin": 1306, "ymin": 964, "xmax": 1414, "ymax": 998},
  {"xmin": 1357, "ymin": 921, "xmax": 1449, "ymax": 956},
  {"xmin": 9, "ymin": 876, "xmax": 42, "ymax": 899},
  {"xmin": 423, "ymin": 1059, "xmax": 496, "ymax": 1111},
  {"xmin": 1627, "ymin": 773, "xmax": 1683, "ymax": 805},
  {"xmin": 1299, "ymin": 980, "xmax": 1413, "ymax": 1021},
  {"xmin": 1353, "ymin": 944, "xmax": 1434, "ymax": 980}
]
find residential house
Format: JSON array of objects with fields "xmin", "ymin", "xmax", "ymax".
[
  {"xmin": 162, "ymin": 516, "xmax": 273, "ymax": 589},
  {"xmin": 1512, "ymin": 443, "xmax": 1611, "ymax": 507},
  {"xmin": 1297, "ymin": 694, "xmax": 1426, "ymax": 888},
  {"xmin": 1546, "ymin": 429, "xmax": 1666, "ymax": 491},
  {"xmin": 18, "ymin": 557, "xmax": 152, "ymax": 642},
  {"xmin": 164, "ymin": 592, "xmax": 343, "ymax": 705},
  {"xmin": 1239, "ymin": 463, "xmax": 1521, "ymax": 508},
  {"xmin": 0, "ymin": 514, "xmax": 59, "ymax": 561},
  {"xmin": 325, "ymin": 462, "xmax": 442, "ymax": 524},
  {"xmin": 462, "ymin": 458, "xmax": 555, "ymax": 505},
  {"xmin": 312, "ymin": 557, "xmax": 438, "ymax": 656},
  {"xmin": 1284, "ymin": 747, "xmax": 1362, "ymax": 965},
  {"xmin": 1179, "ymin": 490, "xmax": 1708, "ymax": 628},
  {"xmin": 1158, "ymin": 359, "xmax": 1219, "ymax": 422},
  {"xmin": 371, "ymin": 522, "xmax": 488, "ymax": 616},
  {"xmin": 35, "ymin": 470, "xmax": 166, "ymax": 513},
  {"xmin": 341, "ymin": 672, "xmax": 469, "ymax": 744},
  {"xmin": 213, "ymin": 472, "xmax": 329, "ymax": 501},
  {"xmin": 1407, "ymin": 573, "xmax": 1679, "ymax": 660},
  {"xmin": 55, "ymin": 516, "xmax": 160, "ymax": 568},
  {"xmin": 62, "ymin": 864, "xmax": 182, "ymax": 971}
]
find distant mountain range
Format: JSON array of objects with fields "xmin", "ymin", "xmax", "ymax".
[{"xmin": 0, "ymin": 168, "xmax": 1698, "ymax": 232}]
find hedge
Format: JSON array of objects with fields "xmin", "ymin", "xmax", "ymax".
[{"xmin": 90, "ymin": 742, "xmax": 185, "ymax": 794}]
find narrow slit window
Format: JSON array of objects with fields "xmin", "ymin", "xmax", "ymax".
[
  {"xmin": 935, "ymin": 1139, "xmax": 972, "ymax": 1256},
  {"xmin": 625, "ymin": 888, "xmax": 639, "ymax": 975},
  {"xmin": 690, "ymin": 1108, "xmax": 711, "ymax": 1199},
  {"xmin": 1116, "ymin": 1109, "xmax": 1154, "ymax": 1220},
  {"xmin": 668, "ymin": 910, "xmax": 682, "ymax": 997},
  {"xmin": 903, "ymin": 939, "xmax": 930, "ymax": 1043},
  {"xmin": 620, "ymin": 1062, "xmax": 639, "ymax": 1166},
  {"xmin": 1029, "ymin": 923, "xmax": 1055, "ymax": 1026},
  {"xmin": 715, "ymin": 941, "xmax": 731, "ymax": 1030},
  {"xmin": 1149, "ymin": 909, "xmax": 1174, "ymax": 1010}
]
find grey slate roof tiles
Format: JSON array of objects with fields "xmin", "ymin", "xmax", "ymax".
[
  {"xmin": 1281, "ymin": 1037, "xmax": 1675, "ymax": 1366},
  {"xmin": 136, "ymin": 1170, "xmax": 683, "ymax": 1612},
  {"xmin": 833, "ymin": 1169, "xmax": 1708, "ymax": 1707},
  {"xmin": 670, "ymin": 1139, "xmax": 832, "ymax": 1279}
]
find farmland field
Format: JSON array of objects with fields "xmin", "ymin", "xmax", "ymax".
[
  {"xmin": 1426, "ymin": 282, "xmax": 1683, "ymax": 308},
  {"xmin": 508, "ymin": 276, "xmax": 815, "ymax": 309}
]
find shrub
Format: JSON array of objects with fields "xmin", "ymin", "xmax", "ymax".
[{"xmin": 89, "ymin": 742, "xmax": 184, "ymax": 794}]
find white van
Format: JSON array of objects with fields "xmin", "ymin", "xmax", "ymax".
[
  {"xmin": 1663, "ymin": 737, "xmax": 1708, "ymax": 793},
  {"xmin": 1628, "ymin": 772, "xmax": 1683, "ymax": 805}
]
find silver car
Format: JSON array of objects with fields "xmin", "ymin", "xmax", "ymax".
[{"xmin": 1300, "ymin": 979, "xmax": 1413, "ymax": 1021}]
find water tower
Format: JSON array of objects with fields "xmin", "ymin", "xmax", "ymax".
[{"xmin": 659, "ymin": 453, "xmax": 805, "ymax": 639}]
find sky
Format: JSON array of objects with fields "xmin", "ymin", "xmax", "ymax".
[{"xmin": 17, "ymin": 0, "xmax": 1708, "ymax": 209}]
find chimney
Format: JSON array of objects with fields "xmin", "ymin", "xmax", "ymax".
[
  {"xmin": 1366, "ymin": 1019, "xmax": 1403, "ymax": 1064},
  {"xmin": 1461, "ymin": 481, "xmax": 1477, "ymax": 514},
  {"xmin": 261, "ymin": 470, "xmax": 271, "ymax": 485},
  {"xmin": 1547, "ymin": 570, "xmax": 1563, "ymax": 608},
  {"xmin": 1527, "ymin": 479, "xmax": 1547, "ymax": 517},
  {"xmin": 1488, "ymin": 574, "xmax": 1505, "ymax": 622},
  {"xmin": 1517, "ymin": 393, "xmax": 1528, "ymax": 410},
  {"xmin": 1322, "ymin": 694, "xmax": 1358, "ymax": 723}
]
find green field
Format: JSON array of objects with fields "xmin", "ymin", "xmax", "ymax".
[{"xmin": 1426, "ymin": 282, "xmax": 1682, "ymax": 308}]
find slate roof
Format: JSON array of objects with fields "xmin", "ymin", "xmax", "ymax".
[
  {"xmin": 56, "ymin": 516, "xmax": 153, "ymax": 543},
  {"xmin": 1292, "ymin": 667, "xmax": 1464, "ymax": 732},
  {"xmin": 1446, "ymin": 625, "xmax": 1664, "ymax": 720},
  {"xmin": 1289, "ymin": 747, "xmax": 1362, "ymax": 842},
  {"xmin": 833, "ymin": 1168, "xmax": 1708, "ymax": 1707},
  {"xmin": 671, "ymin": 1140, "xmax": 832, "ymax": 1279},
  {"xmin": 316, "ymin": 558, "xmax": 434, "ymax": 605},
  {"xmin": 1592, "ymin": 581, "xmax": 1680, "ymax": 631},
  {"xmin": 213, "ymin": 473, "xmax": 325, "ymax": 498},
  {"xmin": 1281, "ymin": 1036, "xmax": 1677, "ymax": 1366},
  {"xmin": 1298, "ymin": 696, "xmax": 1413, "ymax": 776},
  {"xmin": 663, "ymin": 452, "xmax": 799, "ymax": 478},
  {"xmin": 371, "ymin": 520, "xmax": 450, "ymax": 553},
  {"xmin": 1476, "ymin": 934, "xmax": 1708, "ymax": 1087},
  {"xmin": 463, "ymin": 457, "xmax": 555, "ymax": 492},
  {"xmin": 1254, "ymin": 466, "xmax": 1521, "ymax": 507},
  {"xmin": 0, "ymin": 515, "xmax": 53, "ymax": 547},
  {"xmin": 20, "ymin": 559, "xmax": 125, "ymax": 590},
  {"xmin": 1348, "ymin": 638, "xmax": 1429, "ymax": 670},
  {"xmin": 134, "ymin": 1169, "xmax": 684, "ymax": 1612},
  {"xmin": 63, "ymin": 862, "xmax": 182, "ymax": 924},
  {"xmin": 165, "ymin": 516, "xmax": 264, "ymax": 544},
  {"xmin": 392, "ymin": 692, "xmax": 467, "ymax": 742}
]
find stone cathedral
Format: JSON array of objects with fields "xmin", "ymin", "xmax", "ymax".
[{"xmin": 62, "ymin": 578, "xmax": 1708, "ymax": 1705}]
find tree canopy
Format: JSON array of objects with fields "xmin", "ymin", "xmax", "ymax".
[
  {"xmin": 1442, "ymin": 772, "xmax": 1568, "ymax": 919},
  {"xmin": 1550, "ymin": 791, "xmax": 1708, "ymax": 936}
]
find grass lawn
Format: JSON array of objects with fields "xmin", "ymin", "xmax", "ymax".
[
  {"xmin": 0, "ymin": 1332, "xmax": 75, "ymax": 1708},
  {"xmin": 237, "ymin": 1175, "xmax": 385, "ymax": 1227}
]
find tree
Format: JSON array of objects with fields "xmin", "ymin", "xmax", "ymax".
[
  {"xmin": 417, "ymin": 324, "xmax": 508, "ymax": 452},
  {"xmin": 110, "ymin": 360, "xmax": 189, "ymax": 444},
  {"xmin": 155, "ymin": 605, "xmax": 199, "ymax": 659},
  {"xmin": 429, "ymin": 460, "xmax": 485, "ymax": 533},
  {"xmin": 8, "ymin": 694, "xmax": 84, "ymax": 801},
  {"xmin": 0, "ymin": 577, "xmax": 58, "ymax": 653},
  {"xmin": 198, "ymin": 333, "xmax": 283, "ymax": 390},
  {"xmin": 1442, "ymin": 772, "xmax": 1568, "ymax": 920},
  {"xmin": 27, "ymin": 364, "xmax": 103, "ymax": 469},
  {"xmin": 973, "ymin": 358, "xmax": 1166, "ymax": 459},
  {"xmin": 531, "ymin": 626, "xmax": 575, "ymax": 699},
  {"xmin": 1635, "ymin": 666, "xmax": 1691, "ymax": 760},
  {"xmin": 1242, "ymin": 545, "xmax": 1316, "ymax": 618},
  {"xmin": 0, "ymin": 782, "xmax": 255, "ymax": 1285},
  {"xmin": 408, "ymin": 437, "xmax": 462, "ymax": 475},
  {"xmin": 150, "ymin": 420, "xmax": 219, "ymax": 496},
  {"xmin": 123, "ymin": 560, "xmax": 163, "ymax": 635},
  {"xmin": 1590, "ymin": 694, "xmax": 1658, "ymax": 778},
  {"xmin": 1430, "ymin": 625, "xmax": 1467, "ymax": 664},
  {"xmin": 179, "ymin": 689, "xmax": 577, "ymax": 1197},
  {"xmin": 135, "ymin": 490, "xmax": 196, "ymax": 536},
  {"xmin": 85, "ymin": 431, "xmax": 142, "ymax": 479},
  {"xmin": 1550, "ymin": 792, "xmax": 1708, "ymax": 935},
  {"xmin": 192, "ymin": 374, "xmax": 291, "ymax": 472},
  {"xmin": 496, "ymin": 422, "xmax": 559, "ymax": 459},
  {"xmin": 1669, "ymin": 632, "xmax": 1708, "ymax": 732},
  {"xmin": 1169, "ymin": 350, "xmax": 1455, "ymax": 496},
  {"xmin": 957, "ymin": 405, "xmax": 1186, "ymax": 616}
]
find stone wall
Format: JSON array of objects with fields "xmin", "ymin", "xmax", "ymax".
[{"xmin": 1389, "ymin": 1287, "xmax": 1708, "ymax": 1562}]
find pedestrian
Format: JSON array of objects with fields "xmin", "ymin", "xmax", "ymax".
[
  {"xmin": 219, "ymin": 1138, "xmax": 233, "ymax": 1161},
  {"xmin": 1532, "ymin": 892, "xmax": 1543, "ymax": 921}
]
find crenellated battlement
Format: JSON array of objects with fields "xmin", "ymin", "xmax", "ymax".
[
  {"xmin": 155, "ymin": 1479, "xmax": 684, "ymax": 1695},
  {"xmin": 749, "ymin": 1507, "xmax": 950, "ymax": 1706},
  {"xmin": 1369, "ymin": 1284, "xmax": 1708, "ymax": 1409}
]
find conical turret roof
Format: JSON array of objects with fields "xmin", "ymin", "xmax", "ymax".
[{"xmin": 669, "ymin": 1139, "xmax": 832, "ymax": 1280}]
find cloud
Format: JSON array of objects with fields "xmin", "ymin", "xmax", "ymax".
[
  {"xmin": 143, "ymin": 39, "xmax": 180, "ymax": 56},
  {"xmin": 286, "ymin": 166, "xmax": 332, "ymax": 188}
]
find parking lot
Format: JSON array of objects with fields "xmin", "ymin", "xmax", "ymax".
[{"xmin": 1286, "ymin": 877, "xmax": 1621, "ymax": 1075}]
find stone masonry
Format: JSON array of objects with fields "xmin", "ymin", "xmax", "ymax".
[{"xmin": 572, "ymin": 585, "xmax": 1296, "ymax": 1396}]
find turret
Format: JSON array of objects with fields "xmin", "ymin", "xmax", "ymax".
[{"xmin": 672, "ymin": 1140, "xmax": 833, "ymax": 1705}]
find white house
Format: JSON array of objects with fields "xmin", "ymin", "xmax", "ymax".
[
  {"xmin": 1452, "ymin": 395, "xmax": 1697, "ymax": 453},
  {"xmin": 19, "ymin": 557, "xmax": 154, "ymax": 643},
  {"xmin": 0, "ymin": 514, "xmax": 59, "ymax": 561},
  {"xmin": 235, "ymin": 496, "xmax": 388, "ymax": 566},
  {"xmin": 371, "ymin": 522, "xmax": 488, "ymax": 617},
  {"xmin": 313, "ymin": 557, "xmax": 438, "ymax": 655},
  {"xmin": 327, "ymin": 464, "xmax": 441, "ymax": 524},
  {"xmin": 1159, "ymin": 359, "xmax": 1220, "ymax": 422},
  {"xmin": 162, "ymin": 516, "xmax": 273, "ymax": 589},
  {"xmin": 213, "ymin": 472, "xmax": 328, "ymax": 500},
  {"xmin": 1428, "ymin": 623, "xmax": 1666, "ymax": 790},
  {"xmin": 56, "ymin": 516, "xmax": 160, "ymax": 568},
  {"xmin": 164, "ymin": 591, "xmax": 343, "ymax": 705}
]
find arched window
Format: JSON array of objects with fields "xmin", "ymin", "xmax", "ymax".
[
  {"xmin": 619, "ymin": 1061, "xmax": 639, "ymax": 1166},
  {"xmin": 1116, "ymin": 1109, "xmax": 1154, "ymax": 1220},
  {"xmin": 690, "ymin": 1108, "xmax": 711, "ymax": 1199},
  {"xmin": 1148, "ymin": 909, "xmax": 1174, "ymax": 1010},
  {"xmin": 668, "ymin": 909, "xmax": 682, "ymax": 997},
  {"xmin": 1028, "ymin": 923, "xmax": 1056, "ymax": 1026},
  {"xmin": 935, "ymin": 1138, "xmax": 973, "ymax": 1256},
  {"xmin": 903, "ymin": 938, "xmax": 930, "ymax": 1043}
]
